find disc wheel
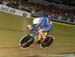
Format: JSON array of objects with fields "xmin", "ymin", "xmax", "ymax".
[
  {"xmin": 19, "ymin": 35, "xmax": 34, "ymax": 49},
  {"xmin": 40, "ymin": 36, "xmax": 54, "ymax": 48}
]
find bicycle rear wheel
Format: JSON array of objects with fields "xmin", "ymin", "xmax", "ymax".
[{"xmin": 40, "ymin": 35, "xmax": 54, "ymax": 48}]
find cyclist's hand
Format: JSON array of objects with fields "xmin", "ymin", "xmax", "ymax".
[{"xmin": 27, "ymin": 25, "xmax": 32, "ymax": 30}]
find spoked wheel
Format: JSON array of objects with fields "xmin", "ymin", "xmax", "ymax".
[
  {"xmin": 19, "ymin": 35, "xmax": 34, "ymax": 49},
  {"xmin": 40, "ymin": 35, "xmax": 54, "ymax": 48}
]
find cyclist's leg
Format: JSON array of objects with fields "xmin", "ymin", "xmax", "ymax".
[
  {"xmin": 38, "ymin": 25, "xmax": 53, "ymax": 43},
  {"xmin": 38, "ymin": 29, "xmax": 46, "ymax": 43}
]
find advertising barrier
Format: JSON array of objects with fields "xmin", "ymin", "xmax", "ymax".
[
  {"xmin": 0, "ymin": 4, "xmax": 31, "ymax": 18},
  {"xmin": 32, "ymin": 13, "xmax": 75, "ymax": 25}
]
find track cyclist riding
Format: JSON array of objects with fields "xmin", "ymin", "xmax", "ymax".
[{"xmin": 19, "ymin": 16, "xmax": 54, "ymax": 48}]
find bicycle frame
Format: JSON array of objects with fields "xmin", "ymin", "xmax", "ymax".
[{"xmin": 29, "ymin": 31, "xmax": 48, "ymax": 42}]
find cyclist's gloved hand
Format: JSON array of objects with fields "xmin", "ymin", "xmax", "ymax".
[{"xmin": 27, "ymin": 25, "xmax": 32, "ymax": 30}]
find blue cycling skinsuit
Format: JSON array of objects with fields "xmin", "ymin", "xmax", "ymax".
[{"xmin": 32, "ymin": 16, "xmax": 53, "ymax": 32}]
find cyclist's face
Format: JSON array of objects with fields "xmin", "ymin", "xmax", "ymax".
[{"xmin": 33, "ymin": 24, "xmax": 39, "ymax": 27}]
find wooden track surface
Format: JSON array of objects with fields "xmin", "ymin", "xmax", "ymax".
[{"xmin": 0, "ymin": 12, "xmax": 75, "ymax": 57}]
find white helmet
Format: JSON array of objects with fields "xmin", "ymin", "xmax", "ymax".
[{"xmin": 33, "ymin": 18, "xmax": 42, "ymax": 24}]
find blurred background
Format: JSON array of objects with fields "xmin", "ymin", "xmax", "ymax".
[{"xmin": 0, "ymin": 0, "xmax": 75, "ymax": 24}]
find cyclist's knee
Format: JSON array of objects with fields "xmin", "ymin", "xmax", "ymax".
[{"xmin": 38, "ymin": 29, "xmax": 43, "ymax": 35}]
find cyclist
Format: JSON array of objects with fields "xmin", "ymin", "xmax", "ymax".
[{"xmin": 27, "ymin": 16, "xmax": 53, "ymax": 48}]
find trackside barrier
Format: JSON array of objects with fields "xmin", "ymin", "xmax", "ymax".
[
  {"xmin": 0, "ymin": 4, "xmax": 31, "ymax": 18},
  {"xmin": 32, "ymin": 13, "xmax": 75, "ymax": 25}
]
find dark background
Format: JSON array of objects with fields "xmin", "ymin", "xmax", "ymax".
[
  {"xmin": 46, "ymin": 0, "xmax": 75, "ymax": 6},
  {"xmin": 19, "ymin": 0, "xmax": 75, "ymax": 6}
]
